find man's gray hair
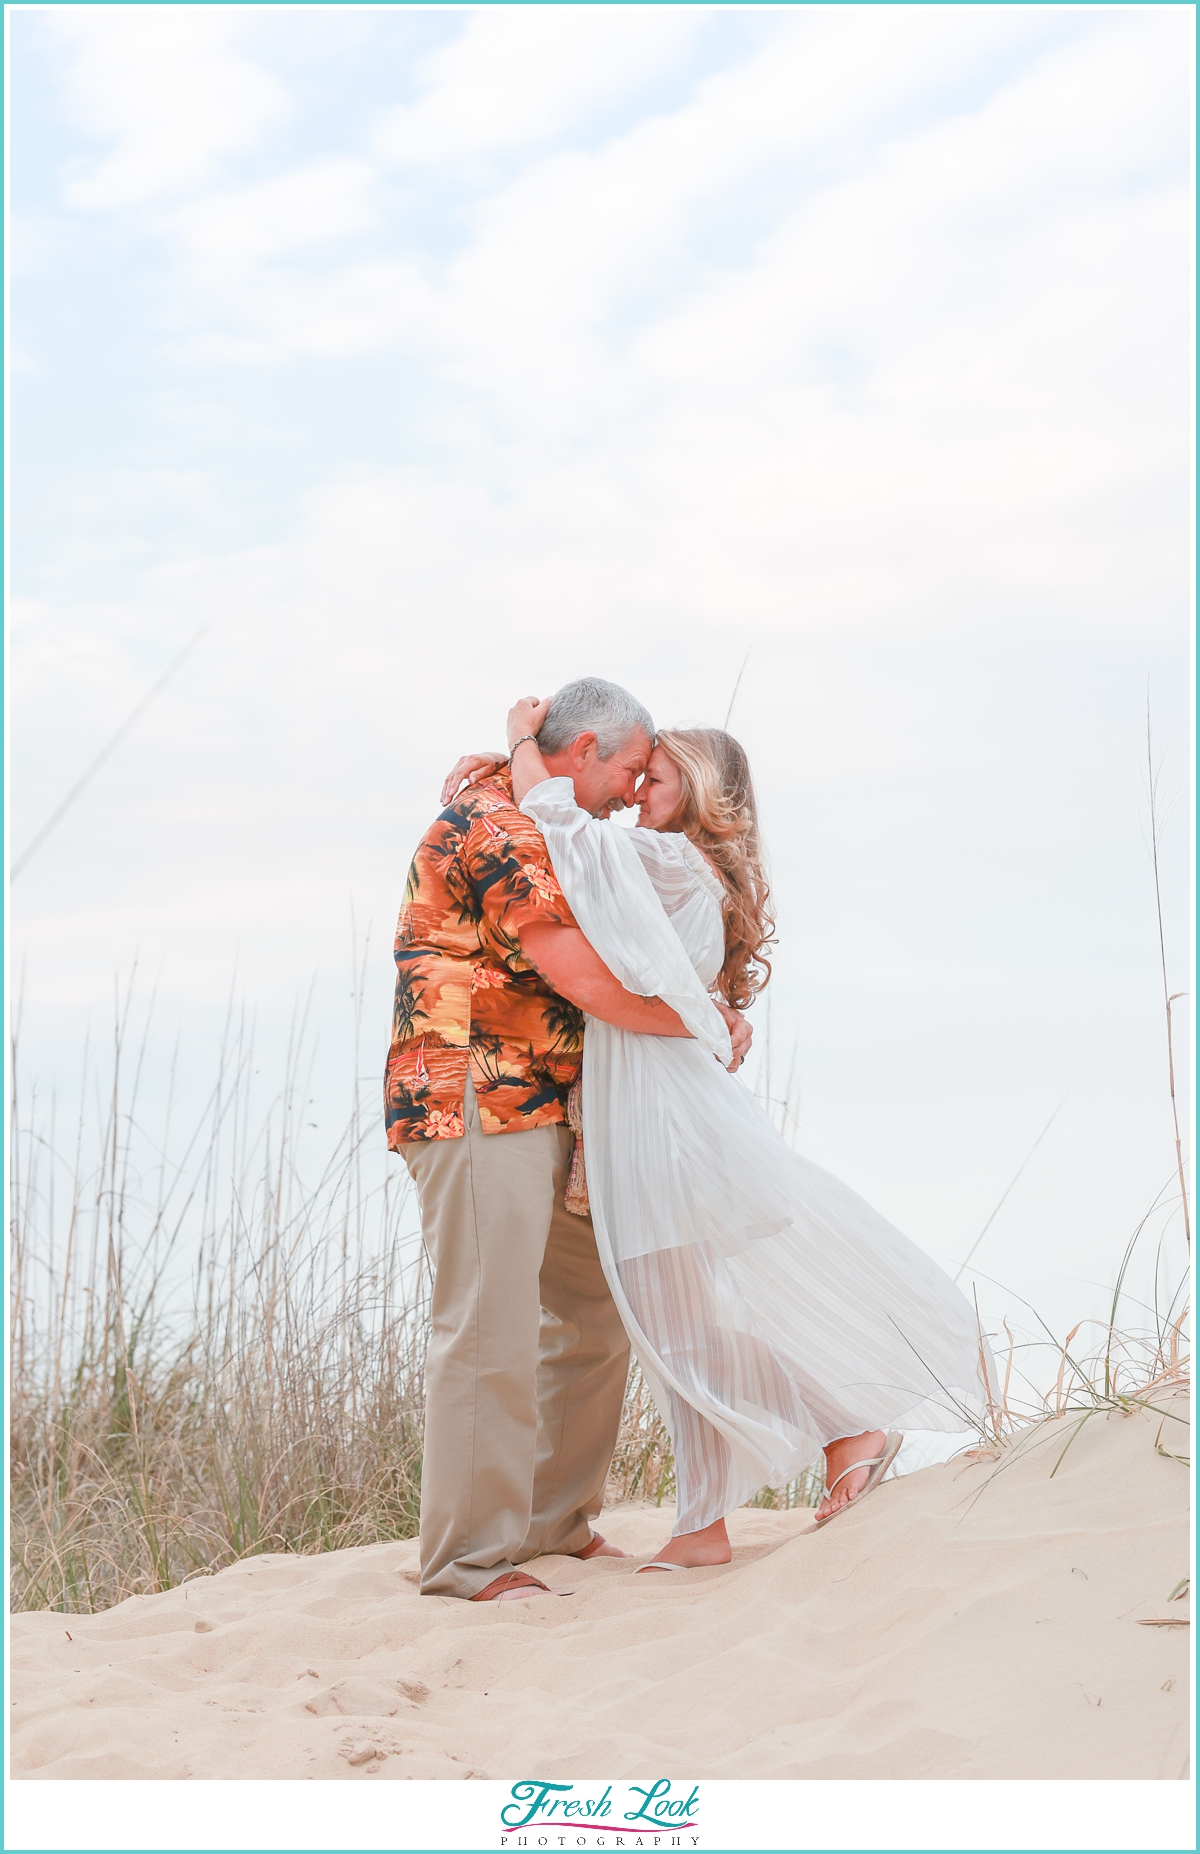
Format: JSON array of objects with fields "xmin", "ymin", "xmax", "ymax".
[{"xmin": 538, "ymin": 677, "xmax": 655, "ymax": 760}]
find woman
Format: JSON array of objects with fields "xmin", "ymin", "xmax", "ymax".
[{"xmin": 447, "ymin": 701, "xmax": 994, "ymax": 1572}]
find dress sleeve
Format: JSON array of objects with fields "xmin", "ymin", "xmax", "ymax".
[
  {"xmin": 519, "ymin": 778, "xmax": 733, "ymax": 1064},
  {"xmin": 625, "ymin": 828, "xmax": 727, "ymax": 915}
]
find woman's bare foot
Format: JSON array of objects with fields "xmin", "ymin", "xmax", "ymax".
[
  {"xmin": 814, "ymin": 1429, "xmax": 886, "ymax": 1522},
  {"xmin": 636, "ymin": 1516, "xmax": 731, "ymax": 1572}
]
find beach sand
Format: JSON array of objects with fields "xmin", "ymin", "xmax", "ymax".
[{"xmin": 11, "ymin": 1391, "xmax": 1189, "ymax": 1780}]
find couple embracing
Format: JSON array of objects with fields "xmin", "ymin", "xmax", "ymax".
[{"xmin": 385, "ymin": 678, "xmax": 992, "ymax": 1602}]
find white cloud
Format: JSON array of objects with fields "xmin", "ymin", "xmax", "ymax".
[
  {"xmin": 173, "ymin": 157, "xmax": 379, "ymax": 267},
  {"xmin": 373, "ymin": 7, "xmax": 706, "ymax": 165},
  {"xmin": 137, "ymin": 7, "xmax": 1185, "ymax": 421},
  {"xmin": 49, "ymin": 6, "xmax": 286, "ymax": 209}
]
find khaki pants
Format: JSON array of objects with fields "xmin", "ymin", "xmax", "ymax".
[{"xmin": 403, "ymin": 1079, "xmax": 630, "ymax": 1598}]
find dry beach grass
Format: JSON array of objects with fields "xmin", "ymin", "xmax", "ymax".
[
  {"xmin": 8, "ymin": 970, "xmax": 834, "ymax": 1618},
  {"xmin": 8, "ymin": 1057, "xmax": 808, "ymax": 1619},
  {"xmin": 10, "ymin": 971, "xmax": 1188, "ymax": 1619}
]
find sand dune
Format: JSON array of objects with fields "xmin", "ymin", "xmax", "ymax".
[{"xmin": 11, "ymin": 1391, "xmax": 1189, "ymax": 1780}]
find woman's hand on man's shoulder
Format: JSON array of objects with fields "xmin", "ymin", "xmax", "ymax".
[{"xmin": 441, "ymin": 753, "xmax": 506, "ymax": 807}]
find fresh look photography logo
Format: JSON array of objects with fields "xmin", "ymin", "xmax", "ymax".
[{"xmin": 499, "ymin": 1780, "xmax": 701, "ymax": 1847}]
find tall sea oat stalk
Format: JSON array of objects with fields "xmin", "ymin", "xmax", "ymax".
[{"xmin": 1145, "ymin": 706, "xmax": 1190, "ymax": 1251}]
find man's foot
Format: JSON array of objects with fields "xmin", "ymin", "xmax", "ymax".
[
  {"xmin": 571, "ymin": 1532, "xmax": 629, "ymax": 1561},
  {"xmin": 635, "ymin": 1516, "xmax": 731, "ymax": 1572},
  {"xmin": 470, "ymin": 1572, "xmax": 563, "ymax": 1603},
  {"xmin": 814, "ymin": 1430, "xmax": 886, "ymax": 1523}
]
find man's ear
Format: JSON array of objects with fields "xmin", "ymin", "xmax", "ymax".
[{"xmin": 570, "ymin": 731, "xmax": 599, "ymax": 765}]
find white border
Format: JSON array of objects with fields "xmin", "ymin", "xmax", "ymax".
[
  {"xmin": 1, "ymin": 1777, "xmax": 1198, "ymax": 1853},
  {"xmin": 3, "ymin": 9, "xmax": 1196, "ymax": 1854}
]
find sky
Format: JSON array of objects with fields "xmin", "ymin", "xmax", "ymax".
[{"xmin": 7, "ymin": 4, "xmax": 1194, "ymax": 1365}]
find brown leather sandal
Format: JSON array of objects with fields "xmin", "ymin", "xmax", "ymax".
[
  {"xmin": 470, "ymin": 1572, "xmax": 555, "ymax": 1602},
  {"xmin": 571, "ymin": 1533, "xmax": 609, "ymax": 1561}
]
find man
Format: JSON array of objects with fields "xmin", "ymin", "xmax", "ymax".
[{"xmin": 385, "ymin": 676, "xmax": 751, "ymax": 1602}]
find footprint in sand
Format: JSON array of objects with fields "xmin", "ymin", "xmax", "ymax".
[
  {"xmin": 342, "ymin": 1743, "xmax": 386, "ymax": 1768},
  {"xmin": 304, "ymin": 1676, "xmax": 418, "ymax": 1719}
]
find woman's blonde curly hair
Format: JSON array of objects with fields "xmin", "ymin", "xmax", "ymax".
[{"xmin": 653, "ymin": 727, "xmax": 775, "ymax": 1011}]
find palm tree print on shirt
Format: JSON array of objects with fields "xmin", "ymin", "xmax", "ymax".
[{"xmin": 384, "ymin": 768, "xmax": 585, "ymax": 1144}]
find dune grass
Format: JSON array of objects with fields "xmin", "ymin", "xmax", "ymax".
[
  {"xmin": 5, "ymin": 968, "xmax": 828, "ymax": 1617},
  {"xmin": 9, "ymin": 943, "xmax": 1188, "ymax": 1614},
  {"xmin": 949, "ymin": 1197, "xmax": 1191, "ymax": 1514},
  {"xmin": 9, "ymin": 972, "xmax": 433, "ymax": 1614}
]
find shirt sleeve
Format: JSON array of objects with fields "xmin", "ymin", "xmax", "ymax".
[{"xmin": 465, "ymin": 803, "xmax": 579, "ymax": 959}]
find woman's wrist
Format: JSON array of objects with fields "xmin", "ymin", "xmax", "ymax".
[{"xmin": 508, "ymin": 733, "xmax": 540, "ymax": 756}]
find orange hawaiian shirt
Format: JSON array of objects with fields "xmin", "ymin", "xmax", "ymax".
[{"xmin": 384, "ymin": 768, "xmax": 584, "ymax": 1142}]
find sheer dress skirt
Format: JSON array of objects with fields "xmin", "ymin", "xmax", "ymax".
[
  {"xmin": 583, "ymin": 1022, "xmax": 993, "ymax": 1535},
  {"xmin": 521, "ymin": 779, "xmax": 995, "ymax": 1538}
]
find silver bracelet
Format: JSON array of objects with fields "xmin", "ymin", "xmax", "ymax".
[{"xmin": 508, "ymin": 734, "xmax": 539, "ymax": 755}]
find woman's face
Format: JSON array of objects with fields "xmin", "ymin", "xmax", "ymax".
[{"xmin": 635, "ymin": 746, "xmax": 683, "ymax": 831}]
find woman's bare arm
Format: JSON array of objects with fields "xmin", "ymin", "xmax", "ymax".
[
  {"xmin": 506, "ymin": 696, "xmax": 554, "ymax": 803},
  {"xmin": 519, "ymin": 922, "xmax": 690, "ymax": 1037},
  {"xmin": 438, "ymin": 696, "xmax": 561, "ymax": 807}
]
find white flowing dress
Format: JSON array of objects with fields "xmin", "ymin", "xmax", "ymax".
[{"xmin": 522, "ymin": 777, "xmax": 996, "ymax": 1537}]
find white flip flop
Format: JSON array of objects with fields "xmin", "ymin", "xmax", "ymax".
[
  {"xmin": 635, "ymin": 1560, "xmax": 689, "ymax": 1574},
  {"xmin": 813, "ymin": 1431, "xmax": 904, "ymax": 1528}
]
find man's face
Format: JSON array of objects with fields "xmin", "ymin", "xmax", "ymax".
[{"xmin": 544, "ymin": 728, "xmax": 654, "ymax": 818}]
